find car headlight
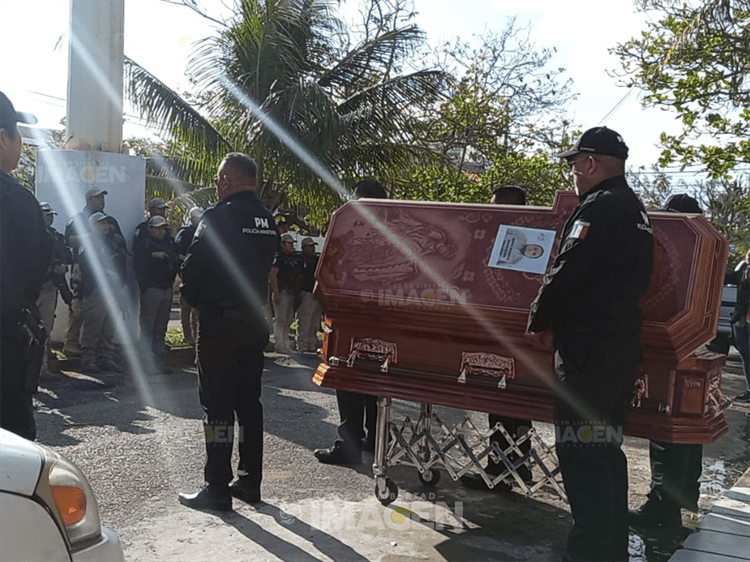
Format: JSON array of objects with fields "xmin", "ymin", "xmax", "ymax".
[{"xmin": 34, "ymin": 450, "xmax": 104, "ymax": 552}]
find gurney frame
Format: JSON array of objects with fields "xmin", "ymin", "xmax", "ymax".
[{"xmin": 372, "ymin": 398, "xmax": 567, "ymax": 506}]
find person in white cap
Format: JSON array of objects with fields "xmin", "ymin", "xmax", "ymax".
[
  {"xmin": 1, "ymin": 90, "xmax": 52, "ymax": 440},
  {"xmin": 134, "ymin": 215, "xmax": 181, "ymax": 372},
  {"xmin": 296, "ymin": 237, "xmax": 322, "ymax": 352},
  {"xmin": 76, "ymin": 211, "xmax": 127, "ymax": 374},
  {"xmin": 63, "ymin": 186, "xmax": 126, "ymax": 357}
]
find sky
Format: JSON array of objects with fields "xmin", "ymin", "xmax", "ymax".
[{"xmin": 0, "ymin": 0, "xmax": 687, "ymax": 173}]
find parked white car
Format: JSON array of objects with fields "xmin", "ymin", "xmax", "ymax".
[{"xmin": 0, "ymin": 428, "xmax": 125, "ymax": 561}]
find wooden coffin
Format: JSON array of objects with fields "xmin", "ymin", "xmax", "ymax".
[{"xmin": 313, "ymin": 191, "xmax": 730, "ymax": 443}]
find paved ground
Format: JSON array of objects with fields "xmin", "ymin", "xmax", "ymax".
[{"xmin": 33, "ymin": 343, "xmax": 750, "ymax": 562}]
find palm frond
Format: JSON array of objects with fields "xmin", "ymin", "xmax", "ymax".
[
  {"xmin": 124, "ymin": 56, "xmax": 231, "ymax": 183},
  {"xmin": 318, "ymin": 26, "xmax": 426, "ymax": 91}
]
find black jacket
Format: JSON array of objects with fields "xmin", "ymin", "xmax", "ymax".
[
  {"xmin": 272, "ymin": 250, "xmax": 305, "ymax": 293},
  {"xmin": 174, "ymin": 224, "xmax": 196, "ymax": 258},
  {"xmin": 76, "ymin": 233, "xmax": 127, "ymax": 298},
  {"xmin": 1, "ymin": 172, "xmax": 53, "ymax": 327},
  {"xmin": 528, "ymin": 176, "xmax": 654, "ymax": 335},
  {"xmin": 66, "ymin": 208, "xmax": 127, "ymax": 274},
  {"xmin": 734, "ymin": 260, "xmax": 749, "ymax": 321},
  {"xmin": 180, "ymin": 190, "xmax": 279, "ymax": 345},
  {"xmin": 46, "ymin": 226, "xmax": 73, "ymax": 282},
  {"xmin": 134, "ymin": 234, "xmax": 180, "ymax": 290}
]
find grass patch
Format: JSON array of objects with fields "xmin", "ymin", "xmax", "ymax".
[{"xmin": 165, "ymin": 326, "xmax": 188, "ymax": 348}]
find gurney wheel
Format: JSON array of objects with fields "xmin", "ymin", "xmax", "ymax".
[
  {"xmin": 375, "ymin": 477, "xmax": 398, "ymax": 506},
  {"xmin": 418, "ymin": 468, "xmax": 441, "ymax": 487}
]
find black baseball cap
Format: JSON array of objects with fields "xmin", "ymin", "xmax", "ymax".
[
  {"xmin": 557, "ymin": 126, "xmax": 629, "ymax": 160},
  {"xmin": 0, "ymin": 91, "xmax": 37, "ymax": 132},
  {"xmin": 660, "ymin": 194, "xmax": 702, "ymax": 214}
]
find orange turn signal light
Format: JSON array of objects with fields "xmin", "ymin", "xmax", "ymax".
[{"xmin": 51, "ymin": 485, "xmax": 86, "ymax": 526}]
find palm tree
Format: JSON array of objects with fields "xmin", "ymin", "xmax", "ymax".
[{"xmin": 125, "ymin": 0, "xmax": 448, "ymax": 220}]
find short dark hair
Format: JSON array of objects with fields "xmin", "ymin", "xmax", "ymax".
[
  {"xmin": 490, "ymin": 185, "xmax": 526, "ymax": 205},
  {"xmin": 353, "ymin": 179, "xmax": 387, "ymax": 200},
  {"xmin": 1, "ymin": 123, "xmax": 18, "ymax": 141},
  {"xmin": 222, "ymin": 152, "xmax": 257, "ymax": 179}
]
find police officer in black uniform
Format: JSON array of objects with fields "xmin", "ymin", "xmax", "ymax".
[
  {"xmin": 461, "ymin": 185, "xmax": 533, "ymax": 492},
  {"xmin": 132, "ymin": 197, "xmax": 174, "ymax": 253},
  {"xmin": 36, "ymin": 202, "xmax": 74, "ymax": 378},
  {"xmin": 175, "ymin": 207, "xmax": 204, "ymax": 346},
  {"xmin": 630, "ymin": 193, "xmax": 704, "ymax": 530},
  {"xmin": 528, "ymin": 127, "xmax": 654, "ymax": 562},
  {"xmin": 0, "ymin": 91, "xmax": 52, "ymax": 440},
  {"xmin": 314, "ymin": 179, "xmax": 385, "ymax": 465},
  {"xmin": 178, "ymin": 153, "xmax": 279, "ymax": 511}
]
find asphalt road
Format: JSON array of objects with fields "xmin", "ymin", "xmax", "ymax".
[{"xmin": 33, "ymin": 346, "xmax": 750, "ymax": 562}]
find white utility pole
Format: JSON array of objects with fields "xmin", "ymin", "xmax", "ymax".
[
  {"xmin": 65, "ymin": 0, "xmax": 124, "ymax": 152},
  {"xmin": 37, "ymin": 0, "xmax": 146, "ymax": 343}
]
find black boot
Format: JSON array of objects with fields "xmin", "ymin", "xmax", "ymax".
[
  {"xmin": 229, "ymin": 478, "xmax": 261, "ymax": 504},
  {"xmin": 178, "ymin": 485, "xmax": 232, "ymax": 511},
  {"xmin": 628, "ymin": 500, "xmax": 682, "ymax": 529},
  {"xmin": 313, "ymin": 442, "xmax": 361, "ymax": 465},
  {"xmin": 460, "ymin": 472, "xmax": 513, "ymax": 492}
]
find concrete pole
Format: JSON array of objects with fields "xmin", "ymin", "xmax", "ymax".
[{"xmin": 65, "ymin": 0, "xmax": 124, "ymax": 152}]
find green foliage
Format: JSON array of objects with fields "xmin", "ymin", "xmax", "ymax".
[
  {"xmin": 397, "ymin": 19, "xmax": 575, "ymax": 204},
  {"xmin": 614, "ymin": 0, "xmax": 750, "ymax": 178},
  {"xmin": 395, "ymin": 151, "xmax": 566, "ymax": 205},
  {"xmin": 125, "ymin": 0, "xmax": 448, "ymax": 224},
  {"xmin": 125, "ymin": 2, "xmax": 583, "ymax": 224},
  {"xmin": 125, "ymin": 136, "xmax": 218, "ymax": 225},
  {"xmin": 10, "ymin": 142, "xmax": 37, "ymax": 190},
  {"xmin": 165, "ymin": 326, "xmax": 188, "ymax": 348}
]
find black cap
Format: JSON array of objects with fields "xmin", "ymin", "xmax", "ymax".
[
  {"xmin": 353, "ymin": 179, "xmax": 387, "ymax": 200},
  {"xmin": 557, "ymin": 126, "xmax": 629, "ymax": 160},
  {"xmin": 0, "ymin": 91, "xmax": 37, "ymax": 132},
  {"xmin": 661, "ymin": 194, "xmax": 702, "ymax": 214}
]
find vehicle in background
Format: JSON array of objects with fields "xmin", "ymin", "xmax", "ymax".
[
  {"xmin": 0, "ymin": 428, "xmax": 125, "ymax": 562},
  {"xmin": 709, "ymin": 283, "xmax": 738, "ymax": 355}
]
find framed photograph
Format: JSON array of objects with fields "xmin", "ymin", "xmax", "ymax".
[{"xmin": 488, "ymin": 225, "xmax": 556, "ymax": 275}]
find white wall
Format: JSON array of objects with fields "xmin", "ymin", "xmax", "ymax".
[{"xmin": 36, "ymin": 149, "xmax": 146, "ymax": 342}]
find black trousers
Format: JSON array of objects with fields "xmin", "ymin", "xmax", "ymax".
[
  {"xmin": 487, "ymin": 414, "xmax": 532, "ymax": 475},
  {"xmin": 335, "ymin": 389, "xmax": 377, "ymax": 453},
  {"xmin": 647, "ymin": 441, "xmax": 702, "ymax": 512},
  {"xmin": 554, "ymin": 332, "xmax": 640, "ymax": 562},
  {"xmin": 197, "ymin": 340, "xmax": 264, "ymax": 492},
  {"xmin": 1, "ymin": 329, "xmax": 36, "ymax": 440}
]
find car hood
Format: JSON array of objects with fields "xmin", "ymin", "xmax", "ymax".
[{"xmin": 0, "ymin": 429, "xmax": 44, "ymax": 495}]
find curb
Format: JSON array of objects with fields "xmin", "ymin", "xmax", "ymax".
[{"xmin": 668, "ymin": 465, "xmax": 750, "ymax": 561}]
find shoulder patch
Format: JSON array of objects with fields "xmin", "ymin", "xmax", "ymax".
[{"xmin": 568, "ymin": 220, "xmax": 590, "ymax": 240}]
